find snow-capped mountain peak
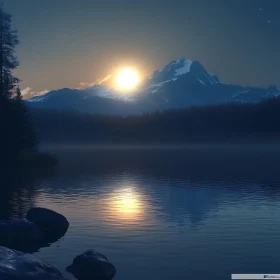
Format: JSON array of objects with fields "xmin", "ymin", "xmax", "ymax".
[
  {"xmin": 142, "ymin": 58, "xmax": 220, "ymax": 95},
  {"xmin": 174, "ymin": 58, "xmax": 193, "ymax": 76},
  {"xmin": 148, "ymin": 58, "xmax": 193, "ymax": 83}
]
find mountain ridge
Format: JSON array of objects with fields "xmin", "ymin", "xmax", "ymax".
[{"xmin": 26, "ymin": 58, "xmax": 280, "ymax": 115}]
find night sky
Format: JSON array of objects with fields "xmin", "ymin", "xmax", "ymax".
[{"xmin": 5, "ymin": 0, "xmax": 280, "ymax": 96}]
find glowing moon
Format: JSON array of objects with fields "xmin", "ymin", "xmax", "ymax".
[{"xmin": 116, "ymin": 68, "xmax": 139, "ymax": 89}]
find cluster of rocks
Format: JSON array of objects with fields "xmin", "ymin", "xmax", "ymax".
[
  {"xmin": 0, "ymin": 207, "xmax": 116, "ymax": 280},
  {"xmin": 0, "ymin": 207, "xmax": 69, "ymax": 252}
]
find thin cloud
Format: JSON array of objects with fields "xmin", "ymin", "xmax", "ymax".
[
  {"xmin": 78, "ymin": 74, "xmax": 112, "ymax": 89},
  {"xmin": 21, "ymin": 87, "xmax": 49, "ymax": 99}
]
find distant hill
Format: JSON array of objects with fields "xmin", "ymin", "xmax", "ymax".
[{"xmin": 25, "ymin": 58, "xmax": 280, "ymax": 116}]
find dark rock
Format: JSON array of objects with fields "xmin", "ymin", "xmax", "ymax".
[
  {"xmin": 26, "ymin": 207, "xmax": 69, "ymax": 243},
  {"xmin": 67, "ymin": 250, "xmax": 116, "ymax": 280},
  {"xmin": 0, "ymin": 218, "xmax": 43, "ymax": 253},
  {"xmin": 0, "ymin": 246, "xmax": 69, "ymax": 279}
]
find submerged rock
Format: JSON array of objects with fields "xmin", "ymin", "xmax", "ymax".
[
  {"xmin": 26, "ymin": 207, "xmax": 69, "ymax": 243},
  {"xmin": 67, "ymin": 250, "xmax": 116, "ymax": 280},
  {"xmin": 0, "ymin": 246, "xmax": 69, "ymax": 279},
  {"xmin": 0, "ymin": 218, "xmax": 43, "ymax": 253}
]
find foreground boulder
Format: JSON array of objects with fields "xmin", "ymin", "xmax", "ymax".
[
  {"xmin": 26, "ymin": 207, "xmax": 69, "ymax": 243},
  {"xmin": 67, "ymin": 250, "xmax": 116, "ymax": 280},
  {"xmin": 0, "ymin": 246, "xmax": 69, "ymax": 279},
  {"xmin": 0, "ymin": 218, "xmax": 43, "ymax": 253}
]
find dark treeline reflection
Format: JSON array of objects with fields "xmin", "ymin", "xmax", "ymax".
[
  {"xmin": 0, "ymin": 168, "xmax": 56, "ymax": 219},
  {"xmin": 31, "ymin": 97, "xmax": 280, "ymax": 144}
]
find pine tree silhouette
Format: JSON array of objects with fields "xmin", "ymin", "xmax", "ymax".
[{"xmin": 0, "ymin": 7, "xmax": 37, "ymax": 166}]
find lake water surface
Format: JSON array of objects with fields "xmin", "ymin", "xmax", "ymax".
[{"xmin": 3, "ymin": 145, "xmax": 280, "ymax": 280}]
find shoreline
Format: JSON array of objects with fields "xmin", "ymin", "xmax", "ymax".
[{"xmin": 38, "ymin": 141, "xmax": 280, "ymax": 151}]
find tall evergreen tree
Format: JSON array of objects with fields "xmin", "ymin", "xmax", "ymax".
[
  {"xmin": 0, "ymin": 6, "xmax": 37, "ymax": 165},
  {"xmin": 0, "ymin": 6, "xmax": 19, "ymax": 96}
]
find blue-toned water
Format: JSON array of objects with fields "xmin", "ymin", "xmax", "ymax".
[{"xmin": 3, "ymin": 145, "xmax": 280, "ymax": 280}]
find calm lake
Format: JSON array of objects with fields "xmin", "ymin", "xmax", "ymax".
[{"xmin": 2, "ymin": 145, "xmax": 280, "ymax": 280}]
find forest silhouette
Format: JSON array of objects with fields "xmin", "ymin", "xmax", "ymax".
[{"xmin": 31, "ymin": 97, "xmax": 280, "ymax": 144}]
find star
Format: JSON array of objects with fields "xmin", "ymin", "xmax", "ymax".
[{"xmin": 268, "ymin": 20, "xmax": 271, "ymax": 23}]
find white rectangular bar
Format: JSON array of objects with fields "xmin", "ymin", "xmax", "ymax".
[{"xmin": 232, "ymin": 275, "xmax": 280, "ymax": 279}]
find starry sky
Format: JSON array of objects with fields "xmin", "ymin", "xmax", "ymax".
[{"xmin": 4, "ymin": 0, "xmax": 280, "ymax": 96}]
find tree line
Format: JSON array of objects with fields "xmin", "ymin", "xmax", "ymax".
[{"xmin": 30, "ymin": 97, "xmax": 280, "ymax": 144}]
